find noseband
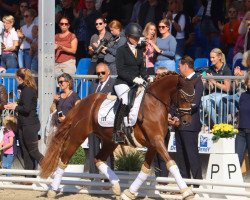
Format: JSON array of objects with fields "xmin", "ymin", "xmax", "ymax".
[{"xmin": 176, "ymin": 89, "xmax": 195, "ymax": 116}]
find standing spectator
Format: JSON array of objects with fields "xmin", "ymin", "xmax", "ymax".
[
  {"xmin": 238, "ymin": 11, "xmax": 250, "ymax": 52},
  {"xmin": 166, "ymin": 0, "xmax": 186, "ymax": 60},
  {"xmin": 17, "ymin": 9, "xmax": 36, "ymax": 69},
  {"xmin": 155, "ymin": 19, "xmax": 177, "ymax": 71},
  {"xmin": 100, "ymin": 0, "xmax": 122, "ymax": 23},
  {"xmin": 16, "ymin": 1, "xmax": 29, "ymax": 28},
  {"xmin": 0, "ymin": 1, "xmax": 19, "ymax": 18},
  {"xmin": 200, "ymin": 0, "xmax": 225, "ymax": 47},
  {"xmin": 56, "ymin": 0, "xmax": 75, "ymax": 33},
  {"xmin": 1, "ymin": 15, "xmax": 19, "ymax": 69},
  {"xmin": 0, "ymin": 84, "xmax": 8, "ymax": 119},
  {"xmin": 87, "ymin": 62, "xmax": 115, "ymax": 173},
  {"xmin": 138, "ymin": 0, "xmax": 167, "ymax": 28},
  {"xmin": 74, "ymin": 0, "xmax": 101, "ymax": 65},
  {"xmin": 235, "ymin": 71, "xmax": 250, "ymax": 166},
  {"xmin": 143, "ymin": 22, "xmax": 157, "ymax": 75},
  {"xmin": 4, "ymin": 69, "xmax": 44, "ymax": 177},
  {"xmin": 172, "ymin": 56, "xmax": 203, "ymax": 185},
  {"xmin": 55, "ymin": 16, "xmax": 78, "ymax": 76},
  {"xmin": 201, "ymin": 48, "xmax": 231, "ymax": 125},
  {"xmin": 88, "ymin": 17, "xmax": 112, "ymax": 75},
  {"xmin": 0, "ymin": 19, "xmax": 4, "ymax": 63},
  {"xmin": 0, "ymin": 115, "xmax": 17, "ymax": 176},
  {"xmin": 113, "ymin": 23, "xmax": 147, "ymax": 143},
  {"xmin": 30, "ymin": 25, "xmax": 38, "ymax": 73},
  {"xmin": 103, "ymin": 20, "xmax": 126, "ymax": 75},
  {"xmin": 53, "ymin": 73, "xmax": 80, "ymax": 127},
  {"xmin": 218, "ymin": 6, "xmax": 240, "ymax": 67},
  {"xmin": 130, "ymin": 0, "xmax": 145, "ymax": 23}
]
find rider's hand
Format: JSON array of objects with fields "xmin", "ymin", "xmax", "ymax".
[
  {"xmin": 147, "ymin": 76, "xmax": 154, "ymax": 83},
  {"xmin": 133, "ymin": 77, "xmax": 144, "ymax": 85}
]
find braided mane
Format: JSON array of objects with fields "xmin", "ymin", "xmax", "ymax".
[{"xmin": 150, "ymin": 71, "xmax": 179, "ymax": 85}]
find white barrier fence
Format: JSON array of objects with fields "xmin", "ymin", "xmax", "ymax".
[{"xmin": 1, "ymin": 169, "xmax": 250, "ymax": 199}]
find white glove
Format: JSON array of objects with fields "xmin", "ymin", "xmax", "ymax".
[
  {"xmin": 133, "ymin": 77, "xmax": 144, "ymax": 85},
  {"xmin": 147, "ymin": 76, "xmax": 154, "ymax": 83}
]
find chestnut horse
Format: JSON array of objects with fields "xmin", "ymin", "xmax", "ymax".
[{"xmin": 40, "ymin": 72, "xmax": 196, "ymax": 200}]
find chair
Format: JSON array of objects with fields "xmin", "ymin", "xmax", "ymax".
[
  {"xmin": 4, "ymin": 68, "xmax": 18, "ymax": 102},
  {"xmin": 194, "ymin": 58, "xmax": 209, "ymax": 70},
  {"xmin": 76, "ymin": 58, "xmax": 91, "ymax": 75}
]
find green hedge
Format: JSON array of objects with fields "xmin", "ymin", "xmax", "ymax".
[
  {"xmin": 69, "ymin": 147, "xmax": 86, "ymax": 164},
  {"xmin": 115, "ymin": 151, "xmax": 144, "ymax": 171}
]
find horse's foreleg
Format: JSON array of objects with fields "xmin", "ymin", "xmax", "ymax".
[
  {"xmin": 47, "ymin": 159, "xmax": 68, "ymax": 198},
  {"xmin": 95, "ymin": 141, "xmax": 120, "ymax": 200},
  {"xmin": 121, "ymin": 148, "xmax": 156, "ymax": 200},
  {"xmin": 155, "ymin": 136, "xmax": 195, "ymax": 200}
]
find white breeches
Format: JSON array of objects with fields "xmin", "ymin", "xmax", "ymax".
[{"xmin": 114, "ymin": 84, "xmax": 130, "ymax": 105}]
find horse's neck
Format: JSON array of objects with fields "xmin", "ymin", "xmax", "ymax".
[{"xmin": 147, "ymin": 76, "xmax": 178, "ymax": 106}]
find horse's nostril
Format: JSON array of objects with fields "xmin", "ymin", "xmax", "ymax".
[{"xmin": 183, "ymin": 120, "xmax": 187, "ymax": 124}]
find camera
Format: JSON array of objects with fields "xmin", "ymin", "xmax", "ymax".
[
  {"xmin": 92, "ymin": 38, "xmax": 109, "ymax": 62},
  {"xmin": 58, "ymin": 111, "xmax": 63, "ymax": 118},
  {"xmin": 136, "ymin": 37, "xmax": 146, "ymax": 50}
]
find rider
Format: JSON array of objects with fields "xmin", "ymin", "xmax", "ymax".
[{"xmin": 113, "ymin": 22, "xmax": 148, "ymax": 143}]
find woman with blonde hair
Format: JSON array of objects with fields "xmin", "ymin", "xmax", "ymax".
[
  {"xmin": 143, "ymin": 22, "xmax": 157, "ymax": 75},
  {"xmin": 4, "ymin": 68, "xmax": 44, "ymax": 179},
  {"xmin": 201, "ymin": 48, "xmax": 232, "ymax": 124},
  {"xmin": 1, "ymin": 15, "xmax": 19, "ymax": 69}
]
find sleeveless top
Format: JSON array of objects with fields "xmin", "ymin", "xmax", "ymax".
[{"xmin": 55, "ymin": 32, "xmax": 76, "ymax": 63}]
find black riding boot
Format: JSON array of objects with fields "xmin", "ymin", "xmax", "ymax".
[{"xmin": 112, "ymin": 103, "xmax": 127, "ymax": 143}]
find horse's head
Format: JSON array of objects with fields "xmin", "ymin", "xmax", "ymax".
[{"xmin": 173, "ymin": 75, "xmax": 195, "ymax": 126}]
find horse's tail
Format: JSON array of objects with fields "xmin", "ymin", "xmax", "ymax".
[{"xmin": 39, "ymin": 100, "xmax": 83, "ymax": 178}]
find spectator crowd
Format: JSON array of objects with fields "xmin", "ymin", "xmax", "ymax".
[{"xmin": 1, "ymin": 0, "xmax": 250, "ymax": 189}]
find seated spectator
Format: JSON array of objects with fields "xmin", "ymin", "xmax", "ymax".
[
  {"xmin": 30, "ymin": 25, "xmax": 38, "ymax": 73},
  {"xmin": 130, "ymin": 0, "xmax": 145, "ymax": 23},
  {"xmin": 55, "ymin": 16, "xmax": 78, "ymax": 76},
  {"xmin": 103, "ymin": 20, "xmax": 126, "ymax": 75},
  {"xmin": 143, "ymin": 22, "xmax": 157, "ymax": 75},
  {"xmin": 88, "ymin": 17, "xmax": 112, "ymax": 75},
  {"xmin": 53, "ymin": 73, "xmax": 80, "ymax": 127},
  {"xmin": 221, "ymin": 50, "xmax": 250, "ymax": 123},
  {"xmin": 17, "ymin": 9, "xmax": 36, "ymax": 69},
  {"xmin": 155, "ymin": 19, "xmax": 177, "ymax": 71},
  {"xmin": 235, "ymin": 71, "xmax": 250, "ymax": 166},
  {"xmin": 0, "ymin": 115, "xmax": 17, "ymax": 176},
  {"xmin": 86, "ymin": 62, "xmax": 115, "ymax": 173},
  {"xmin": 1, "ymin": 15, "xmax": 19, "ymax": 69},
  {"xmin": 201, "ymin": 48, "xmax": 231, "ymax": 125}
]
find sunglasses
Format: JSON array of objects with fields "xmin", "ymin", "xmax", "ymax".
[
  {"xmin": 24, "ymin": 15, "xmax": 30, "ymax": 18},
  {"xmin": 59, "ymin": 22, "xmax": 69, "ymax": 26},
  {"xmin": 96, "ymin": 22, "xmax": 103, "ymax": 26},
  {"xmin": 158, "ymin": 26, "xmax": 167, "ymax": 29},
  {"xmin": 97, "ymin": 71, "xmax": 105, "ymax": 76},
  {"xmin": 58, "ymin": 80, "xmax": 67, "ymax": 84}
]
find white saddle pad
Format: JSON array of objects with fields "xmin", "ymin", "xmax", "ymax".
[{"xmin": 98, "ymin": 91, "xmax": 144, "ymax": 127}]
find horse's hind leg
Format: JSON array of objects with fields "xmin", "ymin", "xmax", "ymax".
[
  {"xmin": 155, "ymin": 136, "xmax": 195, "ymax": 200},
  {"xmin": 94, "ymin": 141, "xmax": 121, "ymax": 200},
  {"xmin": 121, "ymin": 148, "xmax": 156, "ymax": 200}
]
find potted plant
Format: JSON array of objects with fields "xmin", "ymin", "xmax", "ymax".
[
  {"xmin": 64, "ymin": 146, "xmax": 86, "ymax": 179},
  {"xmin": 210, "ymin": 123, "xmax": 238, "ymax": 154}
]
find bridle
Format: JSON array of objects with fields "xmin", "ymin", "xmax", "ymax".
[{"xmin": 145, "ymin": 84, "xmax": 195, "ymax": 117}]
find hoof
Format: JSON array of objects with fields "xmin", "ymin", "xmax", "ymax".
[
  {"xmin": 112, "ymin": 182, "xmax": 121, "ymax": 200},
  {"xmin": 181, "ymin": 187, "xmax": 195, "ymax": 200},
  {"xmin": 47, "ymin": 190, "xmax": 57, "ymax": 198},
  {"xmin": 121, "ymin": 189, "xmax": 136, "ymax": 200}
]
